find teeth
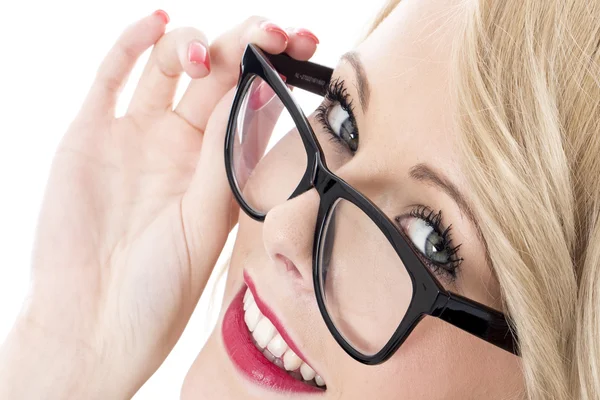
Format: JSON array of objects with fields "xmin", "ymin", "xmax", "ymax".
[
  {"xmin": 315, "ymin": 375, "xmax": 326, "ymax": 387},
  {"xmin": 243, "ymin": 296, "xmax": 253, "ymax": 311},
  {"xmin": 300, "ymin": 362, "xmax": 316, "ymax": 381},
  {"xmin": 267, "ymin": 334, "xmax": 288, "ymax": 358},
  {"xmin": 242, "ymin": 288, "xmax": 326, "ymax": 388},
  {"xmin": 253, "ymin": 317, "xmax": 277, "ymax": 348},
  {"xmin": 283, "ymin": 349, "xmax": 303, "ymax": 371},
  {"xmin": 244, "ymin": 301, "xmax": 262, "ymax": 332}
]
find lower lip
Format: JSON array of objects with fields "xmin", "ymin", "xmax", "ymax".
[{"xmin": 221, "ymin": 285, "xmax": 322, "ymax": 394}]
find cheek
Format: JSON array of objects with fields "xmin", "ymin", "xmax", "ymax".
[
  {"xmin": 333, "ymin": 317, "xmax": 522, "ymax": 400},
  {"xmin": 319, "ymin": 199, "xmax": 414, "ymax": 355}
]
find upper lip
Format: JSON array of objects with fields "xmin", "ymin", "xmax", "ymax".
[{"xmin": 243, "ymin": 269, "xmax": 318, "ymax": 374}]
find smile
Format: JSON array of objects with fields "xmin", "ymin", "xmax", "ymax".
[{"xmin": 221, "ymin": 273, "xmax": 327, "ymax": 394}]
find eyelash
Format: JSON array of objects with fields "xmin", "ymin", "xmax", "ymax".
[
  {"xmin": 315, "ymin": 78, "xmax": 463, "ymax": 281},
  {"xmin": 399, "ymin": 205, "xmax": 464, "ymax": 281},
  {"xmin": 315, "ymin": 78, "xmax": 359, "ymax": 152}
]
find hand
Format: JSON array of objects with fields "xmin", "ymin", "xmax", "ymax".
[{"xmin": 0, "ymin": 11, "xmax": 318, "ymax": 399}]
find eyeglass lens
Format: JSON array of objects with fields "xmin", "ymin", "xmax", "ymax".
[{"xmin": 231, "ymin": 74, "xmax": 414, "ymax": 356}]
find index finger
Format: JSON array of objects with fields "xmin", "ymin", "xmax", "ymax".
[{"xmin": 174, "ymin": 16, "xmax": 318, "ymax": 133}]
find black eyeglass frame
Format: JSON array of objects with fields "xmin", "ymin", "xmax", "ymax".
[{"xmin": 224, "ymin": 43, "xmax": 519, "ymax": 364}]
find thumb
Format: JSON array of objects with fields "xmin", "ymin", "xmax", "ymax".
[{"xmin": 181, "ymin": 87, "xmax": 239, "ymax": 291}]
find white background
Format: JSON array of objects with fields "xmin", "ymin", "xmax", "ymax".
[{"xmin": 0, "ymin": 1, "xmax": 386, "ymax": 398}]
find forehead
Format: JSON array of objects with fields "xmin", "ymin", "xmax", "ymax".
[{"xmin": 341, "ymin": 0, "xmax": 465, "ymax": 181}]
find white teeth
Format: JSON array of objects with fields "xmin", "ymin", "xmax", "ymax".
[
  {"xmin": 243, "ymin": 289, "xmax": 254, "ymax": 311},
  {"xmin": 300, "ymin": 362, "xmax": 316, "ymax": 381},
  {"xmin": 243, "ymin": 297, "xmax": 253, "ymax": 311},
  {"xmin": 242, "ymin": 287, "xmax": 326, "ymax": 388},
  {"xmin": 244, "ymin": 301, "xmax": 262, "ymax": 332},
  {"xmin": 253, "ymin": 317, "xmax": 277, "ymax": 348},
  {"xmin": 283, "ymin": 349, "xmax": 303, "ymax": 371},
  {"xmin": 315, "ymin": 375, "xmax": 325, "ymax": 387},
  {"xmin": 267, "ymin": 334, "xmax": 288, "ymax": 358}
]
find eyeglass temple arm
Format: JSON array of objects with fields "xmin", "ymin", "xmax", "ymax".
[
  {"xmin": 437, "ymin": 292, "xmax": 519, "ymax": 355},
  {"xmin": 263, "ymin": 52, "xmax": 334, "ymax": 96}
]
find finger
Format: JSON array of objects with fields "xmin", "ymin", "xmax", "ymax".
[
  {"xmin": 173, "ymin": 16, "xmax": 291, "ymax": 132},
  {"xmin": 181, "ymin": 88, "xmax": 239, "ymax": 290},
  {"xmin": 82, "ymin": 10, "xmax": 169, "ymax": 117},
  {"xmin": 282, "ymin": 27, "xmax": 320, "ymax": 61},
  {"xmin": 127, "ymin": 27, "xmax": 210, "ymax": 116}
]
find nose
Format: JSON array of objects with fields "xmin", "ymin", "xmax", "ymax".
[{"xmin": 261, "ymin": 188, "xmax": 320, "ymax": 291}]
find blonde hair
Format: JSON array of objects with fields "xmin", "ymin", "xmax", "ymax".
[{"xmin": 366, "ymin": 1, "xmax": 600, "ymax": 399}]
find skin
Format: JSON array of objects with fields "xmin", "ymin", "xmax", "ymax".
[
  {"xmin": 182, "ymin": 0, "xmax": 524, "ymax": 399},
  {"xmin": 0, "ymin": 0, "xmax": 524, "ymax": 399},
  {"xmin": 0, "ymin": 10, "xmax": 319, "ymax": 400}
]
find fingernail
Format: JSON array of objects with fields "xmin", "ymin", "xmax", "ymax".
[
  {"xmin": 153, "ymin": 9, "xmax": 170, "ymax": 24},
  {"xmin": 260, "ymin": 21, "xmax": 289, "ymax": 45},
  {"xmin": 188, "ymin": 41, "xmax": 211, "ymax": 71},
  {"xmin": 293, "ymin": 28, "xmax": 319, "ymax": 44}
]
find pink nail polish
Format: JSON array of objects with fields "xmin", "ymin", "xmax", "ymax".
[
  {"xmin": 260, "ymin": 21, "xmax": 289, "ymax": 45},
  {"xmin": 188, "ymin": 41, "xmax": 210, "ymax": 71},
  {"xmin": 293, "ymin": 28, "xmax": 319, "ymax": 44},
  {"xmin": 153, "ymin": 9, "xmax": 170, "ymax": 24}
]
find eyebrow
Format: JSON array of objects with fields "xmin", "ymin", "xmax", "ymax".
[
  {"xmin": 337, "ymin": 54, "xmax": 491, "ymax": 270},
  {"xmin": 340, "ymin": 51, "xmax": 371, "ymax": 113},
  {"xmin": 409, "ymin": 163, "xmax": 488, "ymax": 263}
]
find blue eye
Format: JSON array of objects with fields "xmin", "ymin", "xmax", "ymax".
[
  {"xmin": 396, "ymin": 205, "xmax": 463, "ymax": 281},
  {"xmin": 315, "ymin": 78, "xmax": 359, "ymax": 152}
]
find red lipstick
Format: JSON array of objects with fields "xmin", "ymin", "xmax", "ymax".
[
  {"xmin": 221, "ymin": 278, "xmax": 323, "ymax": 394},
  {"xmin": 243, "ymin": 271, "xmax": 311, "ymax": 364}
]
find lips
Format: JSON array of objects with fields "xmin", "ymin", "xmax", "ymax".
[{"xmin": 221, "ymin": 273, "xmax": 326, "ymax": 394}]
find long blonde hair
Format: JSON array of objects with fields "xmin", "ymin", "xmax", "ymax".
[{"xmin": 366, "ymin": 1, "xmax": 600, "ymax": 399}]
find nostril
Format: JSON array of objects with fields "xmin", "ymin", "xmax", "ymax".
[{"xmin": 276, "ymin": 253, "xmax": 302, "ymax": 279}]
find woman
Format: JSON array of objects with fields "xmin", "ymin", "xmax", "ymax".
[{"xmin": 0, "ymin": 0, "xmax": 597, "ymax": 398}]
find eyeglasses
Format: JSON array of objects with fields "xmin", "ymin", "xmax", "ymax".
[{"xmin": 224, "ymin": 43, "xmax": 519, "ymax": 364}]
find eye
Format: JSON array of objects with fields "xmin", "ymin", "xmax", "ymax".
[
  {"xmin": 315, "ymin": 78, "xmax": 359, "ymax": 153},
  {"xmin": 324, "ymin": 103, "xmax": 358, "ymax": 151},
  {"xmin": 396, "ymin": 206, "xmax": 463, "ymax": 280}
]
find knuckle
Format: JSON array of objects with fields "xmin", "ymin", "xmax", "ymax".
[
  {"xmin": 183, "ymin": 26, "xmax": 207, "ymax": 40},
  {"xmin": 153, "ymin": 28, "xmax": 208, "ymax": 78},
  {"xmin": 168, "ymin": 26, "xmax": 192, "ymax": 37},
  {"xmin": 235, "ymin": 16, "xmax": 268, "ymax": 50},
  {"xmin": 154, "ymin": 54, "xmax": 178, "ymax": 79},
  {"xmin": 95, "ymin": 67, "xmax": 121, "ymax": 93},
  {"xmin": 115, "ymin": 40, "xmax": 139, "ymax": 62},
  {"xmin": 153, "ymin": 47, "xmax": 180, "ymax": 78},
  {"xmin": 155, "ymin": 27, "xmax": 183, "ymax": 46},
  {"xmin": 244, "ymin": 15, "xmax": 268, "ymax": 28},
  {"xmin": 103, "ymin": 75, "xmax": 122, "ymax": 94},
  {"xmin": 168, "ymin": 26, "xmax": 208, "ymax": 44}
]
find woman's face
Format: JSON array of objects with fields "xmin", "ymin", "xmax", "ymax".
[{"xmin": 182, "ymin": 0, "xmax": 524, "ymax": 398}]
